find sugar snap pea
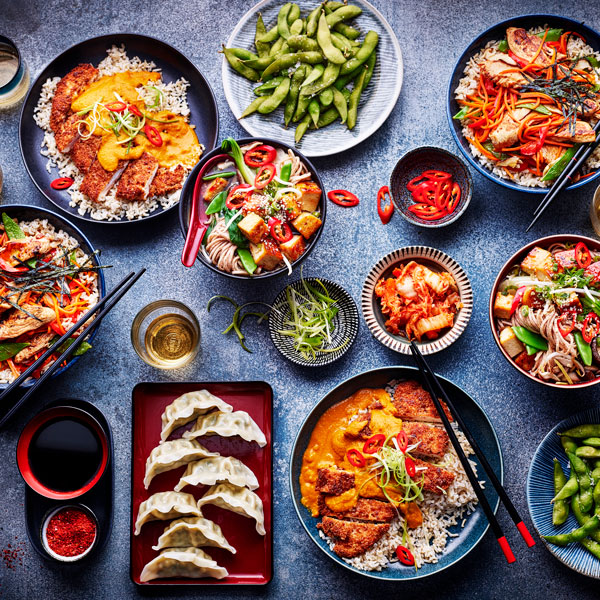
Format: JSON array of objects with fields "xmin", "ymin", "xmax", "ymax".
[
  {"xmin": 568, "ymin": 451, "xmax": 594, "ymax": 512},
  {"xmin": 308, "ymin": 99, "xmax": 320, "ymax": 127},
  {"xmin": 254, "ymin": 76, "xmax": 286, "ymax": 96},
  {"xmin": 544, "ymin": 516, "xmax": 600, "ymax": 546},
  {"xmin": 301, "ymin": 62, "xmax": 341, "ymax": 96},
  {"xmin": 287, "ymin": 35, "xmax": 319, "ymax": 52},
  {"xmin": 334, "ymin": 22, "xmax": 361, "ymax": 40},
  {"xmin": 295, "ymin": 114, "xmax": 311, "ymax": 143},
  {"xmin": 223, "ymin": 47, "xmax": 260, "ymax": 82},
  {"xmin": 576, "ymin": 446, "xmax": 600, "ymax": 459},
  {"xmin": 562, "ymin": 424, "xmax": 600, "ymax": 439},
  {"xmin": 306, "ymin": 5, "xmax": 321, "ymax": 37},
  {"xmin": 553, "ymin": 459, "xmax": 570, "ymax": 526},
  {"xmin": 255, "ymin": 14, "xmax": 271, "ymax": 58},
  {"xmin": 262, "ymin": 51, "xmax": 324, "ymax": 79},
  {"xmin": 300, "ymin": 64, "xmax": 325, "ymax": 89},
  {"xmin": 240, "ymin": 95, "xmax": 269, "ymax": 118},
  {"xmin": 331, "ymin": 87, "xmax": 348, "ymax": 123},
  {"xmin": 317, "ymin": 12, "xmax": 346, "ymax": 65},
  {"xmin": 290, "ymin": 18, "xmax": 304, "ymax": 35},
  {"xmin": 347, "ymin": 66, "xmax": 367, "ymax": 130},
  {"xmin": 277, "ymin": 4, "xmax": 293, "ymax": 39},
  {"xmin": 325, "ymin": 5, "xmax": 363, "ymax": 28},
  {"xmin": 258, "ymin": 77, "xmax": 291, "ymax": 113},
  {"xmin": 583, "ymin": 437, "xmax": 600, "ymax": 447},
  {"xmin": 340, "ymin": 30, "xmax": 378, "ymax": 75},
  {"xmin": 319, "ymin": 87, "xmax": 333, "ymax": 106},
  {"xmin": 284, "ymin": 65, "xmax": 306, "ymax": 126}
]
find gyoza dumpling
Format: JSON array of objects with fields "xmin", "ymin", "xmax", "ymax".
[
  {"xmin": 144, "ymin": 439, "xmax": 219, "ymax": 489},
  {"xmin": 160, "ymin": 390, "xmax": 233, "ymax": 442},
  {"xmin": 152, "ymin": 516, "xmax": 236, "ymax": 554},
  {"xmin": 183, "ymin": 411, "xmax": 266, "ymax": 447},
  {"xmin": 197, "ymin": 483, "xmax": 265, "ymax": 536},
  {"xmin": 134, "ymin": 491, "xmax": 201, "ymax": 535},
  {"xmin": 140, "ymin": 547, "xmax": 228, "ymax": 582},
  {"xmin": 174, "ymin": 456, "xmax": 259, "ymax": 492}
]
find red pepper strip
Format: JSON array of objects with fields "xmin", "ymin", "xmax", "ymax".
[
  {"xmin": 447, "ymin": 183, "xmax": 461, "ymax": 214},
  {"xmin": 104, "ymin": 101, "xmax": 127, "ymax": 112},
  {"xmin": 396, "ymin": 430, "xmax": 408, "ymax": 453},
  {"xmin": 346, "ymin": 449, "xmax": 366, "ymax": 468},
  {"xmin": 226, "ymin": 184, "xmax": 252, "ymax": 210},
  {"xmin": 255, "ymin": 163, "xmax": 276, "ymax": 190},
  {"xmin": 510, "ymin": 286, "xmax": 528, "ymax": 315},
  {"xmin": 377, "ymin": 186, "xmax": 394, "ymax": 224},
  {"xmin": 575, "ymin": 242, "xmax": 592, "ymax": 269},
  {"xmin": 521, "ymin": 125, "xmax": 549, "ymax": 156},
  {"xmin": 363, "ymin": 433, "xmax": 386, "ymax": 454},
  {"xmin": 328, "ymin": 189, "xmax": 359, "ymax": 207},
  {"xmin": 406, "ymin": 174, "xmax": 428, "ymax": 192},
  {"xmin": 508, "ymin": 50, "xmax": 529, "ymax": 68},
  {"xmin": 405, "ymin": 456, "xmax": 416, "ymax": 478},
  {"xmin": 244, "ymin": 145, "xmax": 277, "ymax": 168},
  {"xmin": 557, "ymin": 311, "xmax": 576, "ymax": 338},
  {"xmin": 0, "ymin": 257, "xmax": 27, "ymax": 273},
  {"xmin": 481, "ymin": 75, "xmax": 497, "ymax": 95},
  {"xmin": 50, "ymin": 321, "xmax": 66, "ymax": 336},
  {"xmin": 468, "ymin": 116, "xmax": 487, "ymax": 129},
  {"xmin": 144, "ymin": 124, "xmax": 163, "ymax": 147},
  {"xmin": 268, "ymin": 217, "xmax": 293, "ymax": 243},
  {"xmin": 582, "ymin": 312, "xmax": 600, "ymax": 344},
  {"xmin": 396, "ymin": 545, "xmax": 415, "ymax": 566},
  {"xmin": 421, "ymin": 170, "xmax": 452, "ymax": 180},
  {"xmin": 50, "ymin": 177, "xmax": 74, "ymax": 190},
  {"xmin": 127, "ymin": 104, "xmax": 142, "ymax": 117}
]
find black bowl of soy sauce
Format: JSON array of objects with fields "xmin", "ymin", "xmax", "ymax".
[{"xmin": 17, "ymin": 406, "xmax": 109, "ymax": 499}]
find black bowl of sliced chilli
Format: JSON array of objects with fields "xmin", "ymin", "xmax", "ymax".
[
  {"xmin": 0, "ymin": 205, "xmax": 106, "ymax": 388},
  {"xmin": 19, "ymin": 33, "xmax": 219, "ymax": 225},
  {"xmin": 178, "ymin": 137, "xmax": 327, "ymax": 280},
  {"xmin": 268, "ymin": 278, "xmax": 359, "ymax": 367}
]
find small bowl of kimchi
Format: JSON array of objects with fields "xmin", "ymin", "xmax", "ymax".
[{"xmin": 361, "ymin": 246, "xmax": 473, "ymax": 355}]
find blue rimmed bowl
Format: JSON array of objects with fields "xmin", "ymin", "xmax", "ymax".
[
  {"xmin": 289, "ymin": 366, "xmax": 502, "ymax": 580},
  {"xmin": 527, "ymin": 406, "xmax": 600, "ymax": 578},
  {"xmin": 447, "ymin": 14, "xmax": 600, "ymax": 194}
]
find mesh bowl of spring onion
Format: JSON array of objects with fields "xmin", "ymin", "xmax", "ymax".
[
  {"xmin": 268, "ymin": 277, "xmax": 359, "ymax": 366},
  {"xmin": 389, "ymin": 147, "xmax": 472, "ymax": 228}
]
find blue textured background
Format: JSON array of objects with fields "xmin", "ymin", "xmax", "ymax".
[{"xmin": 1, "ymin": 1, "xmax": 600, "ymax": 598}]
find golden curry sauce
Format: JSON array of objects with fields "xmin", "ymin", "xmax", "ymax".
[
  {"xmin": 300, "ymin": 387, "xmax": 423, "ymax": 527},
  {"xmin": 70, "ymin": 71, "xmax": 201, "ymax": 172}
]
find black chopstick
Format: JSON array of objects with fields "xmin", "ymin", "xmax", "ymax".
[
  {"xmin": 409, "ymin": 342, "xmax": 533, "ymax": 563},
  {"xmin": 0, "ymin": 269, "xmax": 145, "ymax": 428},
  {"xmin": 526, "ymin": 120, "xmax": 600, "ymax": 232}
]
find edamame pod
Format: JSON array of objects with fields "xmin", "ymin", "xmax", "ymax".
[
  {"xmin": 571, "ymin": 494, "xmax": 600, "ymax": 543},
  {"xmin": 561, "ymin": 435, "xmax": 578, "ymax": 454},
  {"xmin": 244, "ymin": 55, "xmax": 277, "ymax": 70},
  {"xmin": 270, "ymin": 36, "xmax": 285, "ymax": 56},
  {"xmin": 262, "ymin": 51, "xmax": 324, "ymax": 79},
  {"xmin": 306, "ymin": 6, "xmax": 321, "ymax": 37},
  {"xmin": 325, "ymin": 5, "xmax": 363, "ymax": 28},
  {"xmin": 568, "ymin": 451, "xmax": 594, "ymax": 512},
  {"xmin": 594, "ymin": 480, "xmax": 600, "ymax": 514},
  {"xmin": 319, "ymin": 87, "xmax": 333, "ymax": 107},
  {"xmin": 317, "ymin": 12, "xmax": 346, "ymax": 65},
  {"xmin": 284, "ymin": 65, "xmax": 306, "ymax": 127},
  {"xmin": 290, "ymin": 18, "xmax": 304, "ymax": 35},
  {"xmin": 288, "ymin": 4, "xmax": 300, "ymax": 22},
  {"xmin": 347, "ymin": 67, "xmax": 367, "ymax": 130},
  {"xmin": 300, "ymin": 64, "xmax": 325, "ymax": 88},
  {"xmin": 334, "ymin": 22, "xmax": 361, "ymax": 40},
  {"xmin": 576, "ymin": 446, "xmax": 600, "ymax": 459},
  {"xmin": 301, "ymin": 62, "xmax": 340, "ymax": 96},
  {"xmin": 240, "ymin": 96, "xmax": 269, "ymax": 118},
  {"xmin": 331, "ymin": 87, "xmax": 348, "ymax": 123},
  {"xmin": 313, "ymin": 106, "xmax": 339, "ymax": 128},
  {"xmin": 340, "ymin": 30, "xmax": 379, "ymax": 75},
  {"xmin": 325, "ymin": 1, "xmax": 346, "ymax": 9},
  {"xmin": 254, "ymin": 76, "xmax": 286, "ymax": 96},
  {"xmin": 364, "ymin": 49, "xmax": 377, "ymax": 87},
  {"xmin": 258, "ymin": 26, "xmax": 280, "ymax": 44},
  {"xmin": 287, "ymin": 35, "xmax": 319, "ymax": 52},
  {"xmin": 562, "ymin": 424, "xmax": 600, "ymax": 438},
  {"xmin": 277, "ymin": 4, "xmax": 293, "ymax": 40},
  {"xmin": 227, "ymin": 47, "xmax": 259, "ymax": 61},
  {"xmin": 308, "ymin": 99, "xmax": 320, "ymax": 127},
  {"xmin": 553, "ymin": 464, "xmax": 579, "ymax": 502},
  {"xmin": 553, "ymin": 458, "xmax": 570, "ymax": 526},
  {"xmin": 583, "ymin": 437, "xmax": 600, "ymax": 447},
  {"xmin": 255, "ymin": 14, "xmax": 270, "ymax": 58},
  {"xmin": 223, "ymin": 47, "xmax": 260, "ymax": 82},
  {"xmin": 544, "ymin": 516, "xmax": 600, "ymax": 546},
  {"xmin": 258, "ymin": 77, "xmax": 291, "ymax": 113},
  {"xmin": 295, "ymin": 114, "xmax": 311, "ymax": 143},
  {"xmin": 331, "ymin": 32, "xmax": 356, "ymax": 56}
]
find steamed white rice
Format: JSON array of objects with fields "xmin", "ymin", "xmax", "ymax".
[
  {"xmin": 33, "ymin": 45, "xmax": 202, "ymax": 221},
  {"xmin": 454, "ymin": 26, "xmax": 600, "ymax": 187}
]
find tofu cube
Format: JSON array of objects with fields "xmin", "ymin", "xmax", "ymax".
[
  {"xmin": 296, "ymin": 181, "xmax": 322, "ymax": 213},
  {"xmin": 554, "ymin": 249, "xmax": 576, "ymax": 271},
  {"xmin": 500, "ymin": 327, "xmax": 524, "ymax": 358},
  {"xmin": 493, "ymin": 292, "xmax": 514, "ymax": 319},
  {"xmin": 293, "ymin": 212, "xmax": 322, "ymax": 239},
  {"xmin": 278, "ymin": 192, "xmax": 302, "ymax": 221},
  {"xmin": 555, "ymin": 292, "xmax": 581, "ymax": 311},
  {"xmin": 585, "ymin": 261, "xmax": 600, "ymax": 282},
  {"xmin": 250, "ymin": 240, "xmax": 282, "ymax": 271},
  {"xmin": 203, "ymin": 177, "xmax": 228, "ymax": 201},
  {"xmin": 521, "ymin": 247, "xmax": 553, "ymax": 281},
  {"xmin": 280, "ymin": 235, "xmax": 306, "ymax": 262},
  {"xmin": 238, "ymin": 213, "xmax": 267, "ymax": 244}
]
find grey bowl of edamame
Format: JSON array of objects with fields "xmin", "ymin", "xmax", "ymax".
[{"xmin": 221, "ymin": 0, "xmax": 403, "ymax": 157}]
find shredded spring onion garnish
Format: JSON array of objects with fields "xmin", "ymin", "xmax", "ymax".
[
  {"xmin": 141, "ymin": 84, "xmax": 164, "ymax": 109},
  {"xmin": 274, "ymin": 274, "xmax": 348, "ymax": 360}
]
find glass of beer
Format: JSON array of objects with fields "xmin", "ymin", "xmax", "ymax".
[
  {"xmin": 0, "ymin": 36, "xmax": 29, "ymax": 109},
  {"xmin": 131, "ymin": 300, "xmax": 200, "ymax": 369}
]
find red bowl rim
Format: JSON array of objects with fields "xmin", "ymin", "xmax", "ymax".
[
  {"xmin": 17, "ymin": 406, "xmax": 109, "ymax": 499},
  {"xmin": 489, "ymin": 234, "xmax": 600, "ymax": 390}
]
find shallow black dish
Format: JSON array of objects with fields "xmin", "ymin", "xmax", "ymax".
[
  {"xmin": 19, "ymin": 33, "xmax": 219, "ymax": 224},
  {"xmin": 22, "ymin": 399, "xmax": 113, "ymax": 563},
  {"xmin": 179, "ymin": 137, "xmax": 327, "ymax": 280},
  {"xmin": 268, "ymin": 277, "xmax": 359, "ymax": 367},
  {"xmin": 0, "ymin": 204, "xmax": 106, "ymax": 390}
]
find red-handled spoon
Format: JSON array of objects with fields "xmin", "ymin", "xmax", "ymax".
[{"xmin": 181, "ymin": 154, "xmax": 231, "ymax": 267}]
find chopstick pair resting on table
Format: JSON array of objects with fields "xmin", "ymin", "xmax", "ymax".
[
  {"xmin": 409, "ymin": 341, "xmax": 536, "ymax": 564},
  {"xmin": 527, "ymin": 120, "xmax": 600, "ymax": 232},
  {"xmin": 0, "ymin": 269, "xmax": 146, "ymax": 429}
]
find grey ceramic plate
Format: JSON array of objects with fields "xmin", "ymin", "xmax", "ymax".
[
  {"xmin": 527, "ymin": 406, "xmax": 600, "ymax": 579},
  {"xmin": 222, "ymin": 0, "xmax": 403, "ymax": 157},
  {"xmin": 361, "ymin": 246, "xmax": 473, "ymax": 355},
  {"xmin": 289, "ymin": 366, "xmax": 503, "ymax": 580}
]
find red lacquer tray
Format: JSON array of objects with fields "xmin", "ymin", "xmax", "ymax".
[{"xmin": 130, "ymin": 381, "xmax": 273, "ymax": 586}]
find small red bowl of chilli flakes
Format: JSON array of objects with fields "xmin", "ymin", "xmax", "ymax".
[{"xmin": 389, "ymin": 146, "xmax": 472, "ymax": 228}]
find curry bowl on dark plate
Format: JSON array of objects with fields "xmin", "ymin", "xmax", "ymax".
[
  {"xmin": 19, "ymin": 33, "xmax": 219, "ymax": 224},
  {"xmin": 390, "ymin": 147, "xmax": 472, "ymax": 228},
  {"xmin": 362, "ymin": 246, "xmax": 473, "ymax": 355},
  {"xmin": 289, "ymin": 366, "xmax": 502, "ymax": 581},
  {"xmin": 490, "ymin": 234, "xmax": 600, "ymax": 389},
  {"xmin": 0, "ymin": 205, "xmax": 106, "ymax": 389},
  {"xmin": 447, "ymin": 14, "xmax": 600, "ymax": 194},
  {"xmin": 179, "ymin": 137, "xmax": 326, "ymax": 280}
]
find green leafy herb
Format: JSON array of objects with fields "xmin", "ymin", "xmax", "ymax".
[
  {"xmin": 223, "ymin": 208, "xmax": 248, "ymax": 248},
  {"xmin": 0, "ymin": 342, "xmax": 28, "ymax": 361},
  {"xmin": 1, "ymin": 213, "xmax": 25, "ymax": 240}
]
